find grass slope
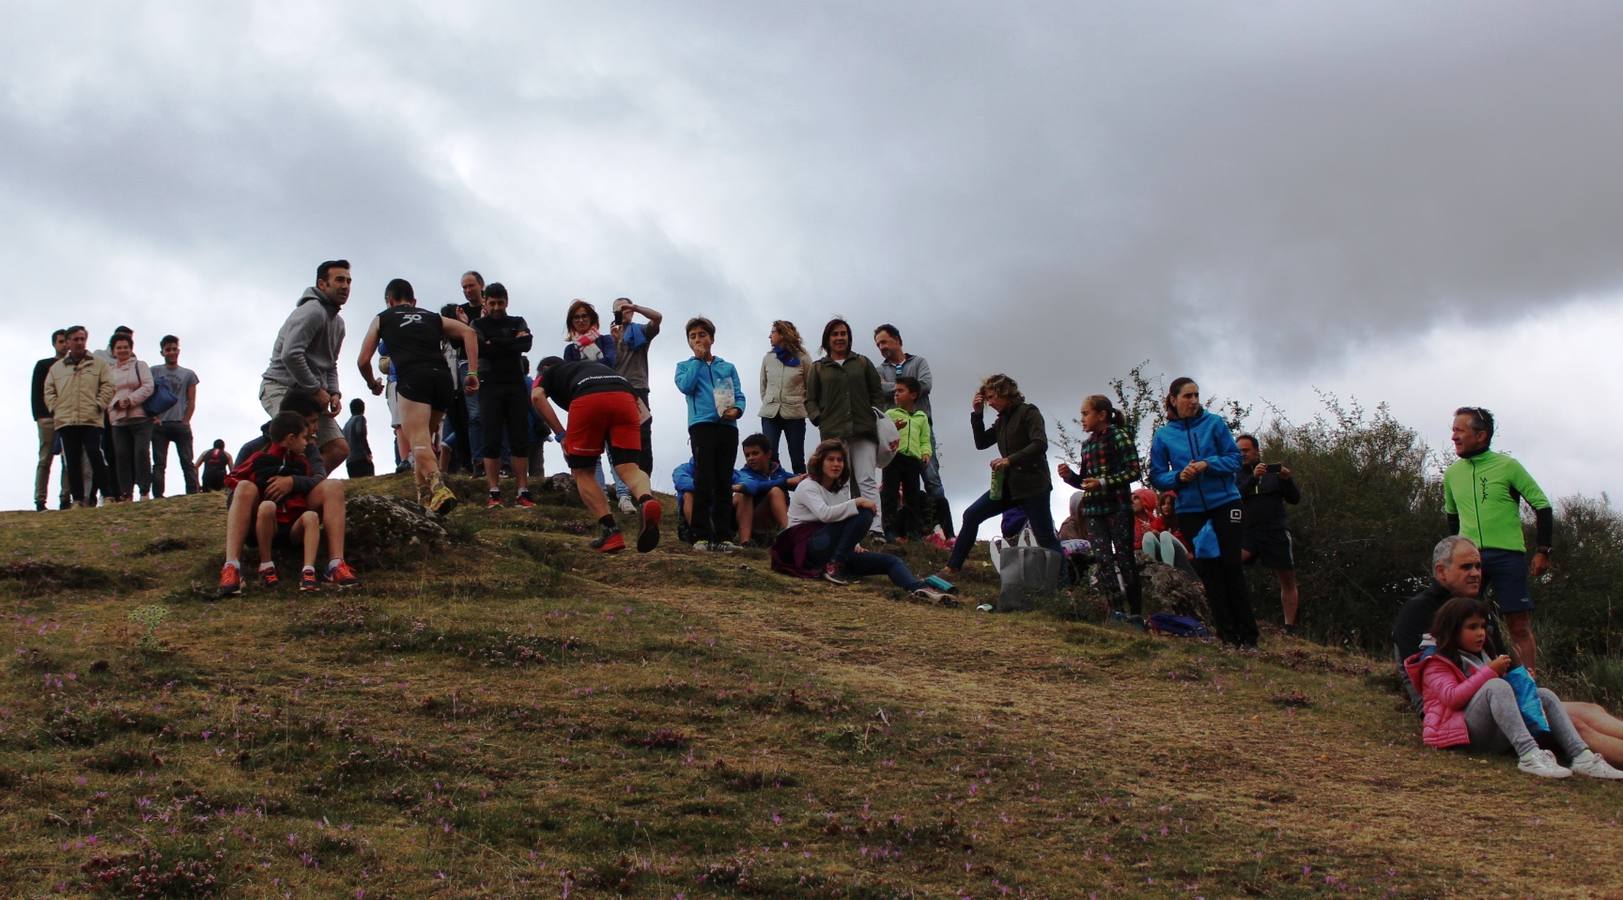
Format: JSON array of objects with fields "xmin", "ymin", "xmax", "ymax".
[{"xmin": 0, "ymin": 475, "xmax": 1618, "ymax": 897}]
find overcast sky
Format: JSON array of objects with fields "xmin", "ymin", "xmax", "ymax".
[{"xmin": 6, "ymin": 1, "xmax": 1623, "ymax": 533}]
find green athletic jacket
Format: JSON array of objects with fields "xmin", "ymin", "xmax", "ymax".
[{"xmin": 1442, "ymin": 449, "xmax": 1551, "ymax": 553}]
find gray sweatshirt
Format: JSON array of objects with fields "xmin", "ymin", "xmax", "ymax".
[{"xmin": 262, "ymin": 288, "xmax": 345, "ymax": 393}]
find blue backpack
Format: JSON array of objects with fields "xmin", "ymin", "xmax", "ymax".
[{"xmin": 1147, "ymin": 613, "xmax": 1211, "ymax": 638}]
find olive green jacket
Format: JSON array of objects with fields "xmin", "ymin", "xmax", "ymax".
[
  {"xmin": 804, "ymin": 354, "xmax": 883, "ymax": 441},
  {"xmin": 971, "ymin": 401, "xmax": 1052, "ymax": 500}
]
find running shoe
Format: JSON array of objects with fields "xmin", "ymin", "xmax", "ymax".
[
  {"xmin": 637, "ymin": 497, "xmax": 662, "ymax": 553},
  {"xmin": 427, "ymin": 485, "xmax": 459, "ymax": 515},
  {"xmin": 618, "ymin": 494, "xmax": 636, "ymax": 514},
  {"xmin": 486, "ymin": 494, "xmax": 503, "ymax": 510},
  {"xmin": 299, "ymin": 568, "xmax": 320, "ymax": 593},
  {"xmin": 326, "ymin": 561, "xmax": 360, "ymax": 590},
  {"xmin": 713, "ymin": 540, "xmax": 743, "ymax": 553},
  {"xmin": 591, "ymin": 530, "xmax": 627, "ymax": 553},
  {"xmin": 911, "ymin": 587, "xmax": 958, "ymax": 606},
  {"xmin": 821, "ymin": 563, "xmax": 850, "ymax": 586},
  {"xmin": 258, "ymin": 566, "xmax": 279, "ymax": 589},
  {"xmin": 218, "ymin": 564, "xmax": 243, "ymax": 598},
  {"xmin": 515, "ymin": 492, "xmax": 536, "ymax": 509}
]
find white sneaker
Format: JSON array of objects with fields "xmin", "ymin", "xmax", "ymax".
[
  {"xmin": 1569, "ymin": 749, "xmax": 1623, "ymax": 780},
  {"xmin": 975, "ymin": 603, "xmax": 994, "ymax": 613},
  {"xmin": 1518, "ymin": 750, "xmax": 1572, "ymax": 779},
  {"xmin": 713, "ymin": 541, "xmax": 742, "ymax": 553},
  {"xmin": 618, "ymin": 494, "xmax": 636, "ymax": 514}
]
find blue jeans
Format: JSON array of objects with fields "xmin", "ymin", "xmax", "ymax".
[
  {"xmin": 459, "ymin": 359, "xmax": 485, "ymax": 464},
  {"xmin": 760, "ymin": 416, "xmax": 807, "ymax": 474},
  {"xmin": 947, "ymin": 489, "xmax": 1061, "ymax": 570},
  {"xmin": 805, "ymin": 508, "xmax": 925, "ymax": 590}
]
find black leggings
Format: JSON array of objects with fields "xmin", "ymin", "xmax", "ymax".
[
  {"xmin": 1177, "ymin": 501, "xmax": 1257, "ymax": 646},
  {"xmin": 57, "ymin": 425, "xmax": 110, "ymax": 503},
  {"xmin": 480, "ymin": 380, "xmax": 530, "ymax": 458},
  {"xmin": 1087, "ymin": 508, "xmax": 1141, "ymax": 616},
  {"xmin": 688, "ymin": 423, "xmax": 738, "ymax": 542}
]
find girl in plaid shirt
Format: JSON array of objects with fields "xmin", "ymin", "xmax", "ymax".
[{"xmin": 1058, "ymin": 395, "xmax": 1144, "ymax": 624}]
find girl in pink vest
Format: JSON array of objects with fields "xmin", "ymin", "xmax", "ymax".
[{"xmin": 1405, "ymin": 597, "xmax": 1620, "ymax": 780}]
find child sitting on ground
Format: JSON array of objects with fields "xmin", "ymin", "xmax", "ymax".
[
  {"xmin": 1405, "ymin": 596, "xmax": 1622, "ymax": 780},
  {"xmin": 224, "ymin": 411, "xmax": 335, "ymax": 593},
  {"xmin": 880, "ymin": 377, "xmax": 933, "ymax": 542}
]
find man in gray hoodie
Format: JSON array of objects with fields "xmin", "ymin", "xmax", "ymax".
[{"xmin": 261, "ymin": 259, "xmax": 352, "ymax": 472}]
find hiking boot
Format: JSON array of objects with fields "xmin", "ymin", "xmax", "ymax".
[
  {"xmin": 637, "ymin": 497, "xmax": 662, "ymax": 553},
  {"xmin": 515, "ymin": 492, "xmax": 536, "ymax": 509},
  {"xmin": 258, "ymin": 566, "xmax": 280, "ymax": 590},
  {"xmin": 218, "ymin": 564, "xmax": 243, "ymax": 598},
  {"xmin": 326, "ymin": 561, "xmax": 360, "ymax": 590},
  {"xmin": 1518, "ymin": 750, "xmax": 1571, "ymax": 779},
  {"xmin": 821, "ymin": 563, "xmax": 850, "ymax": 586},
  {"xmin": 427, "ymin": 485, "xmax": 459, "ymax": 516},
  {"xmin": 618, "ymin": 494, "xmax": 636, "ymax": 515},
  {"xmin": 1568, "ymin": 750, "xmax": 1623, "ymax": 780},
  {"xmin": 299, "ymin": 568, "xmax": 320, "ymax": 593},
  {"xmin": 592, "ymin": 530, "xmax": 627, "ymax": 553}
]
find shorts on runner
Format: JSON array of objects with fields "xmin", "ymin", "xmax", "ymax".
[
  {"xmin": 397, "ymin": 365, "xmax": 454, "ymax": 413},
  {"xmin": 562, "ymin": 392, "xmax": 642, "ymax": 470}
]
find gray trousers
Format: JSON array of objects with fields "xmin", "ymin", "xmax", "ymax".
[
  {"xmin": 1464, "ymin": 679, "xmax": 1587, "ymax": 759},
  {"xmin": 35, "ymin": 418, "xmax": 87, "ymax": 507},
  {"xmin": 151, "ymin": 421, "xmax": 198, "ymax": 497}
]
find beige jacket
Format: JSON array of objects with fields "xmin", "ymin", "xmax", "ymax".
[
  {"xmin": 43, "ymin": 353, "xmax": 115, "ymax": 428},
  {"xmin": 758, "ymin": 352, "xmax": 807, "ymax": 419}
]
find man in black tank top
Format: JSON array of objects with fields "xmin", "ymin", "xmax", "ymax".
[{"xmin": 357, "ymin": 278, "xmax": 481, "ymax": 514}]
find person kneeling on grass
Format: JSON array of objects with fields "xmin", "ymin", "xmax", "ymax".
[
  {"xmin": 531, "ymin": 357, "xmax": 662, "ymax": 554},
  {"xmin": 733, "ymin": 432, "xmax": 803, "ymax": 546},
  {"xmin": 1405, "ymin": 596, "xmax": 1622, "ymax": 780},
  {"xmin": 219, "ymin": 411, "xmax": 359, "ymax": 595},
  {"xmin": 771, "ymin": 439, "xmax": 953, "ymax": 605}
]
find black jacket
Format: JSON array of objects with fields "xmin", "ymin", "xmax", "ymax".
[
  {"xmin": 1236, "ymin": 467, "xmax": 1300, "ymax": 531},
  {"xmin": 971, "ymin": 401, "xmax": 1051, "ymax": 500},
  {"xmin": 474, "ymin": 315, "xmax": 533, "ymax": 384}
]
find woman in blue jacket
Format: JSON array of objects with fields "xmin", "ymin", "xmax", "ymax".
[{"xmin": 1148, "ymin": 377, "xmax": 1258, "ymax": 648}]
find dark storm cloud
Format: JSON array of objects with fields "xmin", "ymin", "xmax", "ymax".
[{"xmin": 4, "ymin": 0, "xmax": 1622, "ymax": 512}]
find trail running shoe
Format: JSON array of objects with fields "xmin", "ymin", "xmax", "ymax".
[
  {"xmin": 427, "ymin": 485, "xmax": 459, "ymax": 516},
  {"xmin": 299, "ymin": 569, "xmax": 320, "ymax": 593},
  {"xmin": 326, "ymin": 561, "xmax": 360, "ymax": 590},
  {"xmin": 911, "ymin": 587, "xmax": 957, "ymax": 606},
  {"xmin": 259, "ymin": 566, "xmax": 280, "ymax": 589},
  {"xmin": 821, "ymin": 563, "xmax": 850, "ymax": 586},
  {"xmin": 637, "ymin": 497, "xmax": 662, "ymax": 553},
  {"xmin": 591, "ymin": 530, "xmax": 627, "ymax": 553},
  {"xmin": 486, "ymin": 493, "xmax": 504, "ymax": 509},
  {"xmin": 218, "ymin": 564, "xmax": 243, "ymax": 598},
  {"xmin": 515, "ymin": 492, "xmax": 536, "ymax": 509}
]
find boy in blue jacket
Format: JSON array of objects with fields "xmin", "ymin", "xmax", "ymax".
[
  {"xmin": 732, "ymin": 432, "xmax": 804, "ymax": 545},
  {"xmin": 674, "ymin": 317, "xmax": 745, "ymax": 551}
]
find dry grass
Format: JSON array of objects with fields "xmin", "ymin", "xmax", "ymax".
[{"xmin": 0, "ymin": 474, "xmax": 1619, "ymax": 897}]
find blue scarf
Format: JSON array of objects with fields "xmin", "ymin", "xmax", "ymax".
[{"xmin": 773, "ymin": 345, "xmax": 801, "ymax": 367}]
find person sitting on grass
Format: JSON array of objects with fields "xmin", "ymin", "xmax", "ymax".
[
  {"xmin": 880, "ymin": 376, "xmax": 933, "ymax": 543},
  {"xmin": 1394, "ymin": 535, "xmax": 1623, "ymax": 766},
  {"xmin": 1404, "ymin": 596, "xmax": 1622, "ymax": 780},
  {"xmin": 531, "ymin": 356, "xmax": 662, "ymax": 554},
  {"xmin": 220, "ymin": 411, "xmax": 359, "ymax": 595},
  {"xmin": 771, "ymin": 439, "xmax": 953, "ymax": 605},
  {"xmin": 732, "ymin": 432, "xmax": 803, "ymax": 546},
  {"xmin": 672, "ymin": 455, "xmax": 696, "ymax": 545}
]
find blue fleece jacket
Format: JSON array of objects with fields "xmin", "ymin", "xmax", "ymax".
[
  {"xmin": 734, "ymin": 461, "xmax": 792, "ymax": 496},
  {"xmin": 674, "ymin": 356, "xmax": 745, "ymax": 428},
  {"xmin": 1149, "ymin": 410, "xmax": 1243, "ymax": 513},
  {"xmin": 672, "ymin": 458, "xmax": 695, "ymax": 503}
]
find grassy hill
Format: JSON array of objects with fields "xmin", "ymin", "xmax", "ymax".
[{"xmin": 1, "ymin": 476, "xmax": 1618, "ymax": 897}]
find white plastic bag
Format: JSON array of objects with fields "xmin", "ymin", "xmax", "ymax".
[
  {"xmin": 988, "ymin": 525, "xmax": 1038, "ymax": 573},
  {"xmin": 873, "ymin": 408, "xmax": 901, "ymax": 467}
]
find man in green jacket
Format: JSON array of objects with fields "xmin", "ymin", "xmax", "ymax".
[{"xmin": 1442, "ymin": 406, "xmax": 1552, "ymax": 673}]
